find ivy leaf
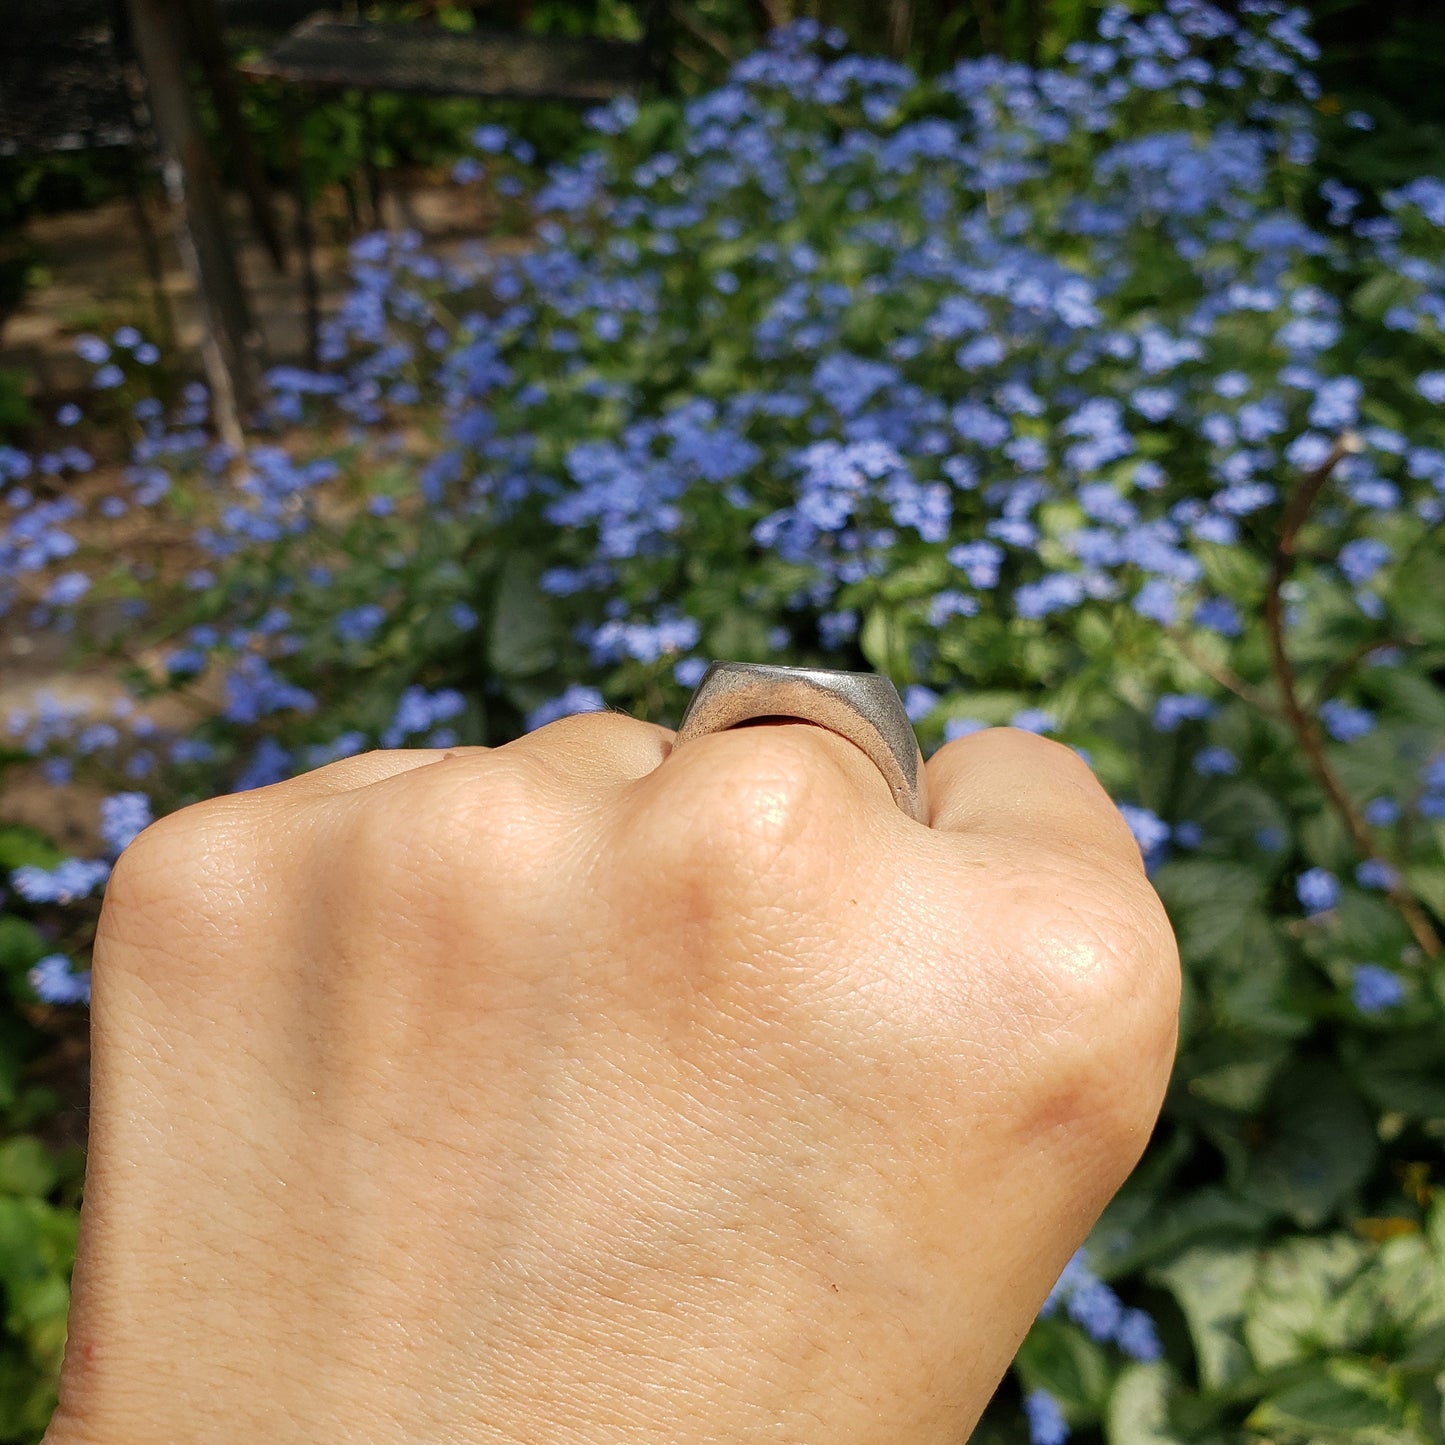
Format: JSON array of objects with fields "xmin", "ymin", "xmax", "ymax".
[{"xmin": 1152, "ymin": 1243, "xmax": 1258, "ymax": 1393}]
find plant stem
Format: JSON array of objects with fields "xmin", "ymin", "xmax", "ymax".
[
  {"xmin": 1166, "ymin": 628, "xmax": 1276, "ymax": 713},
  {"xmin": 1264, "ymin": 432, "xmax": 1440, "ymax": 959}
]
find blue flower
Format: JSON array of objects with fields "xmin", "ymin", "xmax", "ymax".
[
  {"xmin": 233, "ymin": 738, "xmax": 292, "ymax": 792},
  {"xmin": 947, "ymin": 540, "xmax": 1003, "ymax": 589},
  {"xmin": 1024, "ymin": 1389, "xmax": 1070, "ymax": 1445},
  {"xmin": 11, "ymin": 857, "xmax": 111, "ymax": 904},
  {"xmin": 28, "ymin": 955, "xmax": 91, "ymax": 1006},
  {"xmin": 943, "ymin": 717, "xmax": 987, "ymax": 742},
  {"xmin": 1319, "ymin": 700, "xmax": 1375, "ymax": 742},
  {"xmin": 100, "ymin": 792, "xmax": 152, "ymax": 855},
  {"xmin": 817, "ymin": 610, "xmax": 858, "ymax": 648},
  {"xmin": 1337, "ymin": 538, "xmax": 1390, "ymax": 586},
  {"xmin": 1355, "ymin": 858, "xmax": 1399, "ymax": 892},
  {"xmin": 1193, "ymin": 597, "xmax": 1243, "ymax": 636},
  {"xmin": 1352, "ymin": 964, "xmax": 1405, "ymax": 1014},
  {"xmin": 1193, "ymin": 745, "xmax": 1239, "ymax": 776},
  {"xmin": 44, "ymin": 572, "xmax": 90, "ymax": 606},
  {"xmin": 1115, "ymin": 1308, "xmax": 1164, "ymax": 1362},
  {"xmin": 1067, "ymin": 1276, "xmax": 1124, "ymax": 1341},
  {"xmin": 223, "ymin": 656, "xmax": 317, "ymax": 725},
  {"xmin": 674, "ymin": 657, "xmax": 709, "ymax": 689},
  {"xmin": 1363, "ymin": 796, "xmax": 1399, "ymax": 827},
  {"xmin": 903, "ymin": 685, "xmax": 939, "ymax": 723},
  {"xmin": 1296, "ymin": 867, "xmax": 1339, "ymax": 915},
  {"xmin": 1416, "ymin": 371, "xmax": 1445, "ymax": 405},
  {"xmin": 1119, "ymin": 804, "xmax": 1170, "ymax": 862},
  {"xmin": 1133, "ymin": 578, "xmax": 1178, "ymax": 625},
  {"xmin": 1015, "ymin": 573, "xmax": 1086, "ymax": 619},
  {"xmin": 1011, "ymin": 709, "xmax": 1056, "ymax": 735},
  {"xmin": 1153, "ymin": 694, "xmax": 1214, "ymax": 730},
  {"xmin": 526, "ymin": 683, "xmax": 605, "ymax": 732},
  {"xmin": 382, "ymin": 686, "xmax": 467, "ymax": 748},
  {"xmin": 335, "ymin": 604, "xmax": 387, "ymax": 645}
]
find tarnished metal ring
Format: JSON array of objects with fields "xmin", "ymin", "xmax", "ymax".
[{"xmin": 673, "ymin": 661, "xmax": 929, "ymax": 824}]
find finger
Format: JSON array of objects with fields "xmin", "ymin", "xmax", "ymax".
[{"xmin": 925, "ymin": 728, "xmax": 1144, "ymax": 876}]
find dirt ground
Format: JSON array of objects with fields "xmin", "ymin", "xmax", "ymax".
[
  {"xmin": 2, "ymin": 172, "xmax": 488, "ymax": 393},
  {"xmin": 0, "ymin": 173, "xmax": 494, "ymax": 847}
]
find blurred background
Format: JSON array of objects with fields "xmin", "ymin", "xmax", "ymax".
[{"xmin": 1, "ymin": 2, "xmax": 1444, "ymax": 1441}]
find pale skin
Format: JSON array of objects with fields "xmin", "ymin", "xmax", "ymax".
[{"xmin": 45, "ymin": 716, "xmax": 1179, "ymax": 1444}]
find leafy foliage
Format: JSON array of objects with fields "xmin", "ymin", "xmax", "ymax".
[{"xmin": 4, "ymin": 1, "xmax": 1445, "ymax": 1439}]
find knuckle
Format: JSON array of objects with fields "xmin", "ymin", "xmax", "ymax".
[
  {"xmin": 644, "ymin": 728, "xmax": 842, "ymax": 889},
  {"xmin": 95, "ymin": 796, "xmax": 268, "ymax": 984},
  {"xmin": 331, "ymin": 752, "xmax": 554, "ymax": 905},
  {"xmin": 104, "ymin": 796, "xmax": 239, "ymax": 913},
  {"xmin": 1008, "ymin": 870, "xmax": 1180, "ymax": 1155}
]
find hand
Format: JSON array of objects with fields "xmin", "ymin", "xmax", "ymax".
[{"xmin": 46, "ymin": 716, "xmax": 1178, "ymax": 1443}]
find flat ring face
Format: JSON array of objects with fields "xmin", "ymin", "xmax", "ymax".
[{"xmin": 673, "ymin": 661, "xmax": 929, "ymax": 824}]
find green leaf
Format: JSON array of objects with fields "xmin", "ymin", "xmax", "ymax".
[
  {"xmin": 1185, "ymin": 780, "xmax": 1290, "ymax": 857},
  {"xmin": 1151, "ymin": 860, "xmax": 1263, "ymax": 965},
  {"xmin": 0, "ymin": 917, "xmax": 48, "ymax": 986},
  {"xmin": 1106, "ymin": 1363, "xmax": 1187, "ymax": 1445},
  {"xmin": 1152, "ymin": 1243, "xmax": 1258, "ymax": 1392},
  {"xmin": 859, "ymin": 604, "xmax": 907, "ymax": 679},
  {"xmin": 0, "ymin": 1139, "xmax": 60, "ymax": 1200},
  {"xmin": 487, "ymin": 551, "xmax": 557, "ymax": 678},
  {"xmin": 1348, "ymin": 1029, "xmax": 1445, "ymax": 1121},
  {"xmin": 876, "ymin": 553, "xmax": 948, "ymax": 601},
  {"xmin": 1332, "ymin": 1231, "xmax": 1445, "ymax": 1357},
  {"xmin": 1352, "ymin": 269, "xmax": 1418, "ymax": 321},
  {"xmin": 1404, "ymin": 863, "xmax": 1445, "ymax": 926},
  {"xmin": 1248, "ymin": 1359, "xmax": 1402, "ymax": 1436},
  {"xmin": 1106, "ymin": 1187, "xmax": 1271, "ymax": 1276},
  {"xmin": 1244, "ymin": 1234, "xmax": 1371, "ymax": 1371},
  {"xmin": 1239, "ymin": 1063, "xmax": 1377, "ymax": 1228},
  {"xmin": 0, "ymin": 826, "xmax": 64, "ymax": 872},
  {"xmin": 1015, "ymin": 1316, "xmax": 1114, "ymax": 1416},
  {"xmin": 1183, "ymin": 1034, "xmax": 1291, "ymax": 1113}
]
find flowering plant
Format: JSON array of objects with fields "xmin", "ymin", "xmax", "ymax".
[{"xmin": 4, "ymin": 0, "xmax": 1445, "ymax": 1438}]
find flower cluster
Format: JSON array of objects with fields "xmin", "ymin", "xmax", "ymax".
[{"xmin": 3, "ymin": 0, "xmax": 1444, "ymax": 1437}]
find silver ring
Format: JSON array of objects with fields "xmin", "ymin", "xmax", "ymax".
[{"xmin": 673, "ymin": 661, "xmax": 929, "ymax": 824}]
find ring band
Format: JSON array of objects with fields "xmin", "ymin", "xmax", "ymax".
[{"xmin": 673, "ymin": 661, "xmax": 929, "ymax": 824}]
